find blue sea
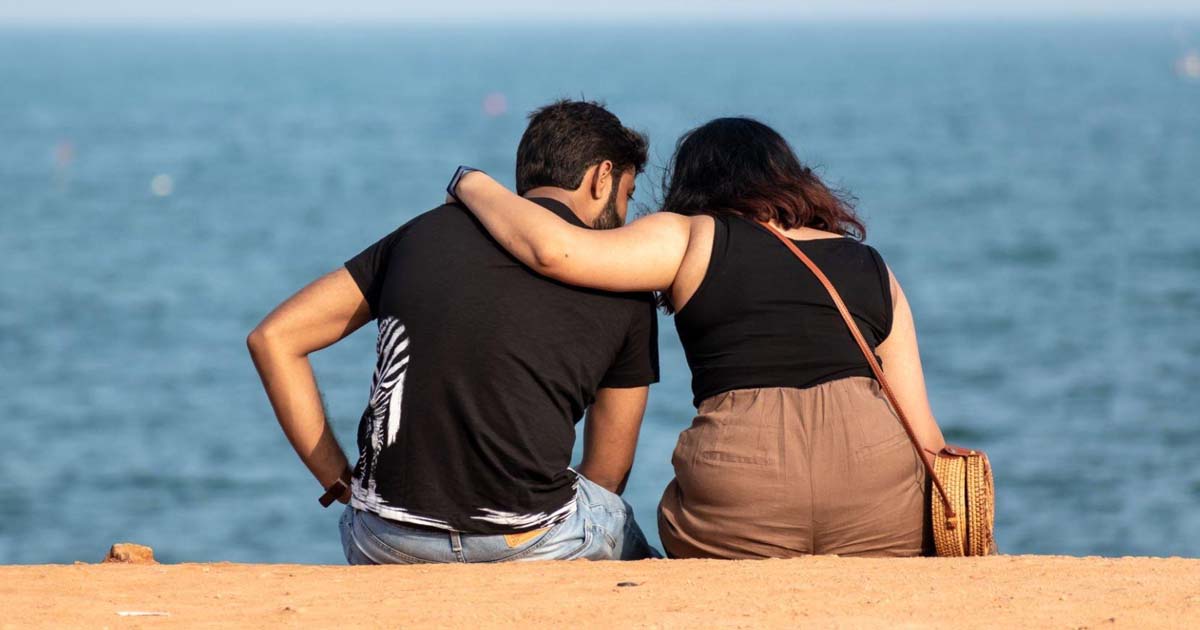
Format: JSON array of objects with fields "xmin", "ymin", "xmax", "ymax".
[{"xmin": 2, "ymin": 21, "xmax": 1199, "ymax": 564}]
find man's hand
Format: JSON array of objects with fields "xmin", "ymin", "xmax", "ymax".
[
  {"xmin": 577, "ymin": 386, "xmax": 649, "ymax": 495},
  {"xmin": 247, "ymin": 268, "xmax": 372, "ymax": 501}
]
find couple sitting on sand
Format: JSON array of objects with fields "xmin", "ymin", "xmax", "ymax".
[{"xmin": 248, "ymin": 99, "xmax": 946, "ymax": 563}]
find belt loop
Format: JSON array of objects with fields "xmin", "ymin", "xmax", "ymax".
[{"xmin": 449, "ymin": 531, "xmax": 464, "ymax": 562}]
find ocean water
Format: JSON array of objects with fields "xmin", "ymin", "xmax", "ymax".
[{"xmin": 2, "ymin": 22, "xmax": 1199, "ymax": 564}]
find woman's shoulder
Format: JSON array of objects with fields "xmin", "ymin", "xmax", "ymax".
[
  {"xmin": 639, "ymin": 210, "xmax": 708, "ymax": 226},
  {"xmin": 632, "ymin": 211, "xmax": 715, "ymax": 243},
  {"xmin": 632, "ymin": 210, "xmax": 696, "ymax": 230},
  {"xmin": 827, "ymin": 238, "xmax": 888, "ymax": 276},
  {"xmin": 846, "ymin": 239, "xmax": 886, "ymax": 266}
]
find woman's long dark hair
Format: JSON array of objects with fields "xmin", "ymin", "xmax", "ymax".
[
  {"xmin": 662, "ymin": 117, "xmax": 863, "ymax": 235},
  {"xmin": 658, "ymin": 117, "xmax": 864, "ymax": 312}
]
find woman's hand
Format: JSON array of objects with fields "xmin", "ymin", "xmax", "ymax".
[{"xmin": 446, "ymin": 165, "xmax": 485, "ymax": 205}]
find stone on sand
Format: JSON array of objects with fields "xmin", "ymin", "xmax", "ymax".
[{"xmin": 103, "ymin": 543, "xmax": 157, "ymax": 564}]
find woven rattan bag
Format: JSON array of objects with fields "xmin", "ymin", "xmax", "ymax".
[{"xmin": 761, "ymin": 223, "xmax": 996, "ymax": 557}]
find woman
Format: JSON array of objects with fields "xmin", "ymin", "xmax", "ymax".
[{"xmin": 451, "ymin": 117, "xmax": 946, "ymax": 558}]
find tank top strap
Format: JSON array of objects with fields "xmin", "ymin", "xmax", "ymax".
[
  {"xmin": 709, "ymin": 213, "xmax": 733, "ymax": 268},
  {"xmin": 863, "ymin": 244, "xmax": 894, "ymax": 339},
  {"xmin": 726, "ymin": 213, "xmax": 784, "ymax": 247},
  {"xmin": 677, "ymin": 213, "xmax": 731, "ymax": 316}
]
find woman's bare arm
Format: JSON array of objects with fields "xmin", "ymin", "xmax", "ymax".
[
  {"xmin": 875, "ymin": 270, "xmax": 947, "ymax": 454},
  {"xmin": 455, "ymin": 171, "xmax": 692, "ymax": 292}
]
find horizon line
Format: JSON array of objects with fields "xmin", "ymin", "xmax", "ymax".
[{"xmin": 2, "ymin": 11, "xmax": 1200, "ymax": 28}]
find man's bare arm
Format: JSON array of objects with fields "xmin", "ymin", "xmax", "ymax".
[
  {"xmin": 577, "ymin": 386, "xmax": 649, "ymax": 495},
  {"xmin": 246, "ymin": 268, "xmax": 372, "ymax": 503}
]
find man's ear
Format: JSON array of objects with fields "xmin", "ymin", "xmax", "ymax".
[{"xmin": 589, "ymin": 160, "xmax": 614, "ymax": 200}]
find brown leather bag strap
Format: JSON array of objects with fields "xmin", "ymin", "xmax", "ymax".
[{"xmin": 758, "ymin": 221, "xmax": 957, "ymax": 522}]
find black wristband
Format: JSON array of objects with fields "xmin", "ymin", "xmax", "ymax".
[
  {"xmin": 446, "ymin": 165, "xmax": 483, "ymax": 204},
  {"xmin": 318, "ymin": 468, "xmax": 352, "ymax": 508},
  {"xmin": 318, "ymin": 478, "xmax": 347, "ymax": 508}
]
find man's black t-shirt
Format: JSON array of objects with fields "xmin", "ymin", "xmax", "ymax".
[{"xmin": 343, "ymin": 199, "xmax": 659, "ymax": 534}]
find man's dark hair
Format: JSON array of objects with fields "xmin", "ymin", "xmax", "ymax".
[{"xmin": 515, "ymin": 99, "xmax": 649, "ymax": 195}]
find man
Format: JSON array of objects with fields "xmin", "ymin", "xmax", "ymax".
[{"xmin": 247, "ymin": 100, "xmax": 660, "ymax": 563}]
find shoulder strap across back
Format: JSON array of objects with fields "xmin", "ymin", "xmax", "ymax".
[{"xmin": 756, "ymin": 221, "xmax": 958, "ymax": 523}]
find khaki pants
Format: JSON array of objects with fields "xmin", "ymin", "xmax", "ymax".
[{"xmin": 658, "ymin": 377, "xmax": 927, "ymax": 558}]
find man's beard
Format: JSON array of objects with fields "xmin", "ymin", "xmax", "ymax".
[{"xmin": 592, "ymin": 182, "xmax": 624, "ymax": 230}]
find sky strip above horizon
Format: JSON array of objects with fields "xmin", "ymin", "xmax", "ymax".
[{"xmin": 3, "ymin": 0, "xmax": 1200, "ymax": 24}]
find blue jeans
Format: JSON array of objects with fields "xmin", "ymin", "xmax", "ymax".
[{"xmin": 338, "ymin": 476, "xmax": 662, "ymax": 564}]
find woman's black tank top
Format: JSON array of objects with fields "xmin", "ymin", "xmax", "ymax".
[{"xmin": 675, "ymin": 215, "xmax": 893, "ymax": 407}]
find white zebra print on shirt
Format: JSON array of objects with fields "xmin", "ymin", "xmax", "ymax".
[
  {"xmin": 352, "ymin": 317, "xmax": 426, "ymax": 520},
  {"xmin": 349, "ymin": 315, "xmax": 578, "ymax": 533}
]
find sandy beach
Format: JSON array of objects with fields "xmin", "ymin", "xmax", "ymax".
[{"xmin": 2, "ymin": 555, "xmax": 1198, "ymax": 628}]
